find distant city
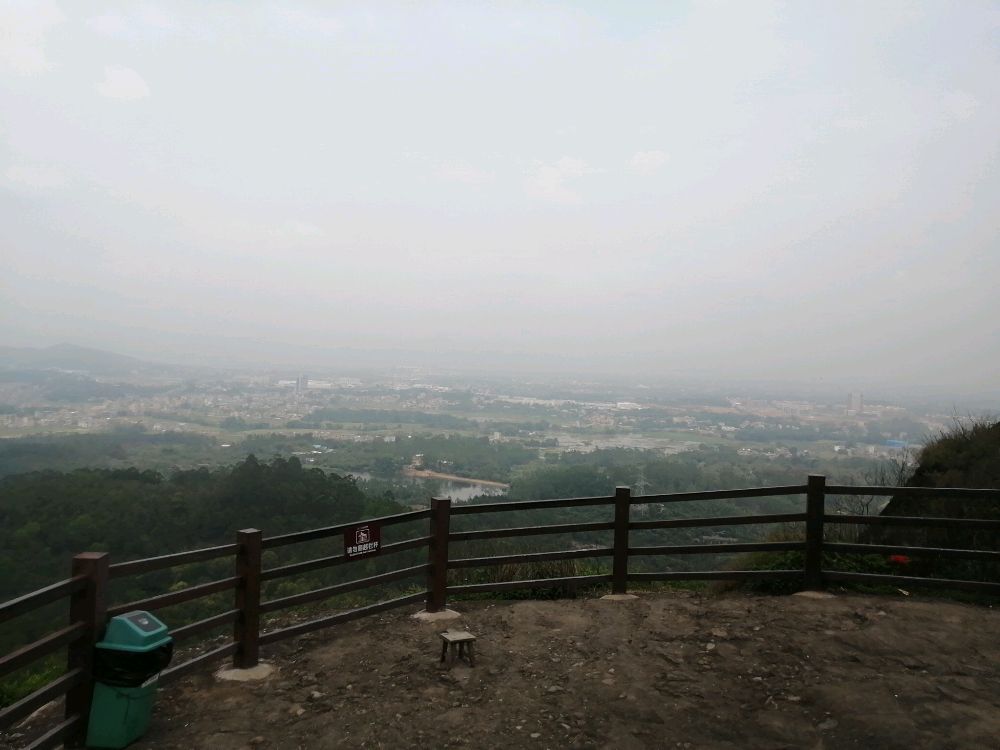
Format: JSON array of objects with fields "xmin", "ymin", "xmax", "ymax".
[{"xmin": 0, "ymin": 344, "xmax": 969, "ymax": 476}]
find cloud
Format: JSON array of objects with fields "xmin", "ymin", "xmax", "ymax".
[
  {"xmin": 0, "ymin": 0, "xmax": 66, "ymax": 74},
  {"xmin": 260, "ymin": 5, "xmax": 341, "ymax": 37},
  {"xmin": 86, "ymin": 6, "xmax": 181, "ymax": 39},
  {"xmin": 436, "ymin": 163, "xmax": 493, "ymax": 186},
  {"xmin": 525, "ymin": 157, "xmax": 598, "ymax": 204},
  {"xmin": 4, "ymin": 164, "xmax": 68, "ymax": 190},
  {"xmin": 833, "ymin": 117, "xmax": 868, "ymax": 131},
  {"xmin": 97, "ymin": 66, "xmax": 151, "ymax": 100},
  {"xmin": 286, "ymin": 220, "xmax": 323, "ymax": 238},
  {"xmin": 942, "ymin": 90, "xmax": 978, "ymax": 122},
  {"xmin": 629, "ymin": 150, "xmax": 668, "ymax": 175},
  {"xmin": 86, "ymin": 13, "xmax": 130, "ymax": 37}
]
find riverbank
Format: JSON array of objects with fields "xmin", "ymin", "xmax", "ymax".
[{"xmin": 402, "ymin": 467, "xmax": 510, "ymax": 488}]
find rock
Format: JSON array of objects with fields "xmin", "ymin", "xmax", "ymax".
[
  {"xmin": 793, "ymin": 590, "xmax": 836, "ymax": 600},
  {"xmin": 530, "ymin": 733, "xmax": 541, "ymax": 739},
  {"xmin": 818, "ymin": 719, "xmax": 838, "ymax": 731},
  {"xmin": 547, "ymin": 686, "xmax": 563, "ymax": 693},
  {"xmin": 308, "ymin": 691, "xmax": 323, "ymax": 701},
  {"xmin": 249, "ymin": 737, "xmax": 265, "ymax": 746},
  {"xmin": 216, "ymin": 663, "xmax": 276, "ymax": 682}
]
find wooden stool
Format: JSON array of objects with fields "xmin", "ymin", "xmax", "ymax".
[{"xmin": 439, "ymin": 630, "xmax": 476, "ymax": 668}]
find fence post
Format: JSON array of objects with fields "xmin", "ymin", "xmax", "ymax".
[
  {"xmin": 426, "ymin": 497, "xmax": 451, "ymax": 612},
  {"xmin": 234, "ymin": 528, "xmax": 262, "ymax": 668},
  {"xmin": 805, "ymin": 474, "xmax": 826, "ymax": 590},
  {"xmin": 612, "ymin": 487, "xmax": 631, "ymax": 595},
  {"xmin": 65, "ymin": 551, "xmax": 109, "ymax": 747}
]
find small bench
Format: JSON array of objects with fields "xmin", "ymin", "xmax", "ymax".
[{"xmin": 439, "ymin": 630, "xmax": 476, "ymax": 668}]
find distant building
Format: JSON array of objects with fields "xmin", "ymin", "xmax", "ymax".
[
  {"xmin": 295, "ymin": 374, "xmax": 309, "ymax": 393},
  {"xmin": 846, "ymin": 392, "xmax": 864, "ymax": 415}
]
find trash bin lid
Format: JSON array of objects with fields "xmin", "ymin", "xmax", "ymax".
[{"xmin": 97, "ymin": 611, "xmax": 172, "ymax": 652}]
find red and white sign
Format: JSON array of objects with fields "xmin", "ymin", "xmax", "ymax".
[{"xmin": 344, "ymin": 523, "xmax": 381, "ymax": 559}]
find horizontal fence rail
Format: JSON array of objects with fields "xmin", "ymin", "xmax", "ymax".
[
  {"xmin": 450, "ymin": 547, "xmax": 615, "ymax": 569},
  {"xmin": 633, "ymin": 485, "xmax": 808, "ymax": 504},
  {"xmin": 0, "ymin": 669, "xmax": 84, "ymax": 730},
  {"xmin": 826, "ymin": 485, "xmax": 1000, "ymax": 498},
  {"xmin": 106, "ymin": 576, "xmax": 241, "ymax": 619},
  {"xmin": 109, "ymin": 543, "xmax": 239, "ymax": 579},
  {"xmin": 448, "ymin": 573, "xmax": 614, "ymax": 595},
  {"xmin": 261, "ymin": 536, "xmax": 431, "ymax": 582},
  {"xmin": 260, "ymin": 564, "xmax": 431, "ymax": 614},
  {"xmin": 630, "ymin": 512, "xmax": 807, "ymax": 530},
  {"xmin": 0, "ymin": 576, "xmax": 86, "ymax": 625},
  {"xmin": 450, "ymin": 495, "xmax": 614, "ymax": 515},
  {"xmin": 261, "ymin": 508, "xmax": 432, "ymax": 549},
  {"xmin": 258, "ymin": 592, "xmax": 428, "ymax": 646},
  {"xmin": 824, "ymin": 571, "xmax": 1000, "ymax": 595},
  {"xmin": 629, "ymin": 541, "xmax": 805, "ymax": 556},
  {"xmin": 168, "ymin": 610, "xmax": 239, "ymax": 643},
  {"xmin": 3, "ymin": 475, "xmax": 998, "ymax": 748},
  {"xmin": 824, "ymin": 542, "xmax": 1000, "ymax": 561},
  {"xmin": 627, "ymin": 569, "xmax": 804, "ymax": 583},
  {"xmin": 0, "ymin": 623, "xmax": 86, "ymax": 681},
  {"xmin": 449, "ymin": 520, "xmax": 616, "ymax": 542},
  {"xmin": 23, "ymin": 713, "xmax": 82, "ymax": 750},
  {"xmin": 826, "ymin": 514, "xmax": 1000, "ymax": 530}
]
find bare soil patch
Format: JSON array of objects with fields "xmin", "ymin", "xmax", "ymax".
[{"xmin": 11, "ymin": 591, "xmax": 1000, "ymax": 749}]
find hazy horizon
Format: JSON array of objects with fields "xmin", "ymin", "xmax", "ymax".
[{"xmin": 3, "ymin": 2, "xmax": 998, "ymax": 392}]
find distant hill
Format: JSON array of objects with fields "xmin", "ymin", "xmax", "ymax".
[
  {"xmin": 873, "ymin": 419, "xmax": 999, "ymax": 579},
  {"xmin": 0, "ymin": 343, "xmax": 166, "ymax": 376},
  {"xmin": 881, "ymin": 419, "xmax": 1000, "ymax": 518}
]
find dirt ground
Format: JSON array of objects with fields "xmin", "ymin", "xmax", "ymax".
[{"xmin": 9, "ymin": 591, "xmax": 1000, "ymax": 749}]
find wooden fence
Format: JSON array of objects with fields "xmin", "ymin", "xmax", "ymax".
[{"xmin": 2, "ymin": 475, "xmax": 998, "ymax": 748}]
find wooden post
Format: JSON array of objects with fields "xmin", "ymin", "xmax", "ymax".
[
  {"xmin": 426, "ymin": 497, "xmax": 451, "ymax": 612},
  {"xmin": 805, "ymin": 474, "xmax": 826, "ymax": 590},
  {"xmin": 65, "ymin": 551, "xmax": 109, "ymax": 747},
  {"xmin": 234, "ymin": 528, "xmax": 262, "ymax": 668},
  {"xmin": 612, "ymin": 487, "xmax": 631, "ymax": 595}
]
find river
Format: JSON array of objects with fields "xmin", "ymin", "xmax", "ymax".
[{"xmin": 346, "ymin": 471, "xmax": 507, "ymax": 504}]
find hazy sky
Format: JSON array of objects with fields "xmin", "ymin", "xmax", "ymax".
[{"xmin": 2, "ymin": 1, "xmax": 998, "ymax": 388}]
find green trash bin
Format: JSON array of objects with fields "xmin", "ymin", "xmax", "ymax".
[{"xmin": 86, "ymin": 611, "xmax": 173, "ymax": 749}]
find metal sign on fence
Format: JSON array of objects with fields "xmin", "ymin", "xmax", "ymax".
[{"xmin": 344, "ymin": 522, "xmax": 381, "ymax": 559}]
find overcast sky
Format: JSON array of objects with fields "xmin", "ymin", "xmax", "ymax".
[{"xmin": 1, "ymin": 1, "xmax": 998, "ymax": 389}]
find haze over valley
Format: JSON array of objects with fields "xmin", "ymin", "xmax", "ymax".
[{"xmin": 2, "ymin": 2, "xmax": 999, "ymax": 392}]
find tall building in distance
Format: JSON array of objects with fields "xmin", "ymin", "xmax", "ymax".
[
  {"xmin": 295, "ymin": 374, "xmax": 309, "ymax": 394},
  {"xmin": 846, "ymin": 392, "xmax": 864, "ymax": 415}
]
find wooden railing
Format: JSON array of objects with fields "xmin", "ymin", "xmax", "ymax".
[
  {"xmin": 2, "ymin": 476, "xmax": 998, "ymax": 748},
  {"xmin": 1, "ymin": 558, "xmax": 98, "ymax": 750}
]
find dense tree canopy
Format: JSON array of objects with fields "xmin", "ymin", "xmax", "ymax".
[{"xmin": 0, "ymin": 456, "xmax": 397, "ymax": 604}]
